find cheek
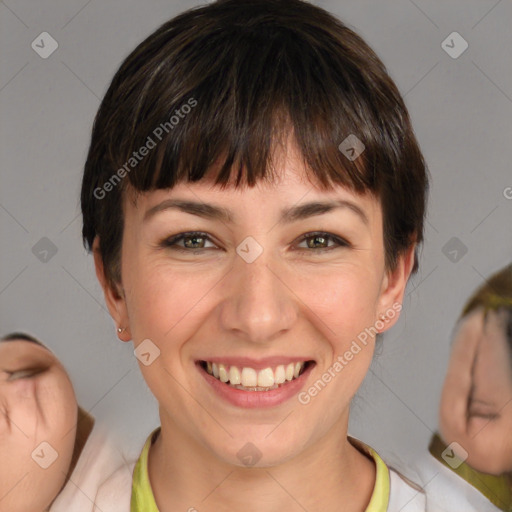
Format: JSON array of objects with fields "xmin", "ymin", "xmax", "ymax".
[
  {"xmin": 475, "ymin": 350, "xmax": 512, "ymax": 402},
  {"xmin": 303, "ymin": 268, "xmax": 381, "ymax": 341},
  {"xmin": 126, "ymin": 253, "xmax": 383, "ymax": 333},
  {"xmin": 7, "ymin": 379, "xmax": 39, "ymax": 434},
  {"xmin": 39, "ymin": 374, "xmax": 77, "ymax": 423},
  {"xmin": 467, "ymin": 416, "xmax": 512, "ymax": 474},
  {"xmin": 0, "ymin": 380, "xmax": 77, "ymax": 512},
  {"xmin": 126, "ymin": 257, "xmax": 218, "ymax": 340},
  {"xmin": 303, "ymin": 270, "xmax": 380, "ymax": 391},
  {"xmin": 38, "ymin": 380, "xmax": 77, "ymax": 493},
  {"xmin": 36, "ymin": 375, "xmax": 78, "ymax": 467}
]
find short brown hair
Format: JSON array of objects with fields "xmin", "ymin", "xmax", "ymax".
[{"xmin": 81, "ymin": 0, "xmax": 429, "ymax": 291}]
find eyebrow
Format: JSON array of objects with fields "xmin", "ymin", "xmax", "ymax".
[{"xmin": 143, "ymin": 199, "xmax": 369, "ymax": 226}]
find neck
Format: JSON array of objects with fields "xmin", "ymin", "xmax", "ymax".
[{"xmin": 149, "ymin": 411, "xmax": 375, "ymax": 512}]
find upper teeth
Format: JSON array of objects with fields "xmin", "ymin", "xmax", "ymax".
[{"xmin": 206, "ymin": 361, "xmax": 306, "ymax": 387}]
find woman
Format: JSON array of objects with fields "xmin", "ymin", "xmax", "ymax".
[
  {"xmin": 0, "ymin": 332, "xmax": 125, "ymax": 511},
  {"xmin": 421, "ymin": 264, "xmax": 512, "ymax": 511},
  {"xmin": 80, "ymin": 0, "xmax": 430, "ymax": 510}
]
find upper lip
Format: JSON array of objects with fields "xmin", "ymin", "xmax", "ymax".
[{"xmin": 196, "ymin": 357, "xmax": 314, "ymax": 371}]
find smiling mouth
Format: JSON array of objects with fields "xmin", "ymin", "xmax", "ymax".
[{"xmin": 198, "ymin": 360, "xmax": 315, "ymax": 391}]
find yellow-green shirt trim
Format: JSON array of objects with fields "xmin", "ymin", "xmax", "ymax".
[
  {"xmin": 131, "ymin": 428, "xmax": 390, "ymax": 512},
  {"xmin": 131, "ymin": 428, "xmax": 160, "ymax": 512},
  {"xmin": 429, "ymin": 432, "xmax": 512, "ymax": 511}
]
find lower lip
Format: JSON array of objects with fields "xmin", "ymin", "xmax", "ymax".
[{"xmin": 197, "ymin": 361, "xmax": 315, "ymax": 409}]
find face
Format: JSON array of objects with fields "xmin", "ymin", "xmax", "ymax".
[
  {"xmin": 0, "ymin": 340, "xmax": 78, "ymax": 512},
  {"xmin": 97, "ymin": 139, "xmax": 413, "ymax": 467},
  {"xmin": 440, "ymin": 308, "xmax": 512, "ymax": 474}
]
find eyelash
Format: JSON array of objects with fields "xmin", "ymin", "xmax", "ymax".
[{"xmin": 160, "ymin": 231, "xmax": 350, "ymax": 254}]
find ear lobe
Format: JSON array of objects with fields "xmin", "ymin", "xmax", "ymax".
[
  {"xmin": 377, "ymin": 244, "xmax": 416, "ymax": 331},
  {"xmin": 92, "ymin": 236, "xmax": 130, "ymax": 340}
]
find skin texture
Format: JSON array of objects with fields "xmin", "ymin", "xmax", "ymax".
[
  {"xmin": 94, "ymin": 137, "xmax": 415, "ymax": 512},
  {"xmin": 440, "ymin": 308, "xmax": 512, "ymax": 475},
  {"xmin": 0, "ymin": 340, "xmax": 78, "ymax": 512}
]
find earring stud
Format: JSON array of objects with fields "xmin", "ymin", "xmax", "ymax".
[{"xmin": 117, "ymin": 327, "xmax": 125, "ymax": 333}]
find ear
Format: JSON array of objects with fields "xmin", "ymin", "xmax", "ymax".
[
  {"xmin": 92, "ymin": 236, "xmax": 131, "ymax": 342},
  {"xmin": 376, "ymin": 244, "xmax": 416, "ymax": 332}
]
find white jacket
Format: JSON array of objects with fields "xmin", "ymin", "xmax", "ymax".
[
  {"xmin": 414, "ymin": 451, "xmax": 504, "ymax": 512},
  {"xmin": 93, "ymin": 446, "xmax": 427, "ymax": 511},
  {"xmin": 49, "ymin": 422, "xmax": 129, "ymax": 512}
]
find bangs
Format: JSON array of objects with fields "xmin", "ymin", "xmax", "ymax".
[
  {"xmin": 82, "ymin": 0, "xmax": 428, "ymax": 285},
  {"xmin": 103, "ymin": 7, "xmax": 403, "ymax": 197}
]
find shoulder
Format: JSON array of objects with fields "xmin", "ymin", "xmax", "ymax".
[
  {"xmin": 388, "ymin": 467, "xmax": 426, "ymax": 512},
  {"xmin": 93, "ymin": 427, "xmax": 160, "ymax": 512},
  {"xmin": 413, "ymin": 450, "xmax": 503, "ymax": 512},
  {"xmin": 93, "ymin": 460, "xmax": 136, "ymax": 512},
  {"xmin": 50, "ymin": 422, "xmax": 131, "ymax": 512},
  {"xmin": 348, "ymin": 436, "xmax": 427, "ymax": 512}
]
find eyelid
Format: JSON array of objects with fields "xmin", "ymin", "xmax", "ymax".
[
  {"xmin": 468, "ymin": 400, "xmax": 500, "ymax": 420},
  {"xmin": 294, "ymin": 231, "xmax": 351, "ymax": 249},
  {"xmin": 5, "ymin": 367, "xmax": 46, "ymax": 381},
  {"xmin": 161, "ymin": 231, "xmax": 217, "ymax": 251}
]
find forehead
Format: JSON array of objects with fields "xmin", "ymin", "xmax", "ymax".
[
  {"xmin": 0, "ymin": 339, "xmax": 55, "ymax": 365},
  {"xmin": 457, "ymin": 308, "xmax": 509, "ymax": 338},
  {"xmin": 484, "ymin": 308, "xmax": 512, "ymax": 335}
]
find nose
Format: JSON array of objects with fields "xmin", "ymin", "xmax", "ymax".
[{"xmin": 218, "ymin": 248, "xmax": 298, "ymax": 344}]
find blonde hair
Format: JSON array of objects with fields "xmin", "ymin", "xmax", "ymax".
[
  {"xmin": 458, "ymin": 264, "xmax": 512, "ymax": 353},
  {"xmin": 460, "ymin": 264, "xmax": 512, "ymax": 319}
]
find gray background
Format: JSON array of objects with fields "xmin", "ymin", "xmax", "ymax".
[{"xmin": 1, "ymin": 0, "xmax": 511, "ymax": 468}]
